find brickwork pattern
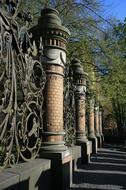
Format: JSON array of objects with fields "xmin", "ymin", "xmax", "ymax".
[
  {"xmin": 89, "ymin": 112, "xmax": 95, "ymax": 134},
  {"xmin": 95, "ymin": 109, "xmax": 100, "ymax": 135},
  {"xmin": 99, "ymin": 111, "xmax": 102, "ymax": 134},
  {"xmin": 44, "ymin": 64, "xmax": 64, "ymax": 142},
  {"xmin": 76, "ymin": 96, "xmax": 86, "ymax": 132}
]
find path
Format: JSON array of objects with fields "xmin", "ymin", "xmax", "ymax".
[{"xmin": 70, "ymin": 144, "xmax": 126, "ymax": 190}]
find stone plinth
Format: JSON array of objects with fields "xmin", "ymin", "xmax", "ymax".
[
  {"xmin": 40, "ymin": 150, "xmax": 72, "ymax": 190},
  {"xmin": 71, "ymin": 146, "xmax": 81, "ymax": 171},
  {"xmin": 0, "ymin": 159, "xmax": 51, "ymax": 190}
]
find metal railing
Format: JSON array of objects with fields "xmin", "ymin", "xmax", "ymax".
[
  {"xmin": 0, "ymin": 3, "xmax": 46, "ymax": 169},
  {"xmin": 64, "ymin": 64, "xmax": 76, "ymax": 147}
]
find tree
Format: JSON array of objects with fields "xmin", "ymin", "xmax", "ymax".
[
  {"xmin": 3, "ymin": 0, "xmax": 125, "ymax": 136},
  {"xmin": 99, "ymin": 20, "xmax": 126, "ymax": 136}
]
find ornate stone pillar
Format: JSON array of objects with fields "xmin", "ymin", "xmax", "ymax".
[
  {"xmin": 72, "ymin": 58, "xmax": 91, "ymax": 164},
  {"xmin": 99, "ymin": 106, "xmax": 104, "ymax": 145},
  {"xmin": 38, "ymin": 8, "xmax": 70, "ymax": 152},
  {"xmin": 95, "ymin": 102, "xmax": 102, "ymax": 148},
  {"xmin": 88, "ymin": 96, "xmax": 97, "ymax": 153},
  {"xmin": 31, "ymin": 8, "xmax": 72, "ymax": 189}
]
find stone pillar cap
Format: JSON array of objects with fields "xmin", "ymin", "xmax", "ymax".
[
  {"xmin": 99, "ymin": 105, "xmax": 103, "ymax": 111},
  {"xmin": 71, "ymin": 58, "xmax": 88, "ymax": 77},
  {"xmin": 38, "ymin": 7, "xmax": 70, "ymax": 39}
]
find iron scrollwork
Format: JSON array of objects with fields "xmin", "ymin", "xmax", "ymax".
[
  {"xmin": 64, "ymin": 63, "xmax": 76, "ymax": 147},
  {"xmin": 0, "ymin": 6, "xmax": 46, "ymax": 169}
]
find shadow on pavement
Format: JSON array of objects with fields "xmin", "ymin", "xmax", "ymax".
[{"xmin": 70, "ymin": 144, "xmax": 126, "ymax": 190}]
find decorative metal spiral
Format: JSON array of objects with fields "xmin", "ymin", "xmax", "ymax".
[
  {"xmin": 0, "ymin": 8, "xmax": 46, "ymax": 169},
  {"xmin": 64, "ymin": 64, "xmax": 76, "ymax": 147}
]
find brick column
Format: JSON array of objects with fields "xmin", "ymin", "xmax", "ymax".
[
  {"xmin": 42, "ymin": 64, "xmax": 66, "ymax": 151},
  {"xmin": 72, "ymin": 58, "xmax": 91, "ymax": 164},
  {"xmin": 95, "ymin": 103, "xmax": 102, "ymax": 148},
  {"xmin": 99, "ymin": 106, "xmax": 104, "ymax": 145},
  {"xmin": 31, "ymin": 8, "xmax": 72, "ymax": 189},
  {"xmin": 75, "ymin": 93, "xmax": 87, "ymax": 142},
  {"xmin": 38, "ymin": 8, "xmax": 70, "ymax": 152},
  {"xmin": 88, "ymin": 97, "xmax": 97, "ymax": 153}
]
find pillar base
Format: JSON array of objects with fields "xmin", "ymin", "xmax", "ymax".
[
  {"xmin": 40, "ymin": 141, "xmax": 68, "ymax": 153},
  {"xmin": 76, "ymin": 137, "xmax": 88, "ymax": 144},
  {"xmin": 76, "ymin": 140, "xmax": 91, "ymax": 164},
  {"xmin": 88, "ymin": 136, "xmax": 97, "ymax": 154},
  {"xmin": 39, "ymin": 149, "xmax": 72, "ymax": 190},
  {"xmin": 96, "ymin": 134, "xmax": 102, "ymax": 148}
]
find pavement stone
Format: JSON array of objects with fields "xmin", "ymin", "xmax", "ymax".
[{"xmin": 70, "ymin": 144, "xmax": 126, "ymax": 190}]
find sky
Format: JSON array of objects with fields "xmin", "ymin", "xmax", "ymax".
[{"xmin": 104, "ymin": 0, "xmax": 126, "ymax": 21}]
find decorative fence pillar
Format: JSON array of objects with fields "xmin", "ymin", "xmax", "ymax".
[
  {"xmin": 31, "ymin": 8, "xmax": 72, "ymax": 190},
  {"xmin": 95, "ymin": 103, "xmax": 102, "ymax": 148},
  {"xmin": 99, "ymin": 106, "xmax": 104, "ymax": 144},
  {"xmin": 72, "ymin": 58, "xmax": 91, "ymax": 164},
  {"xmin": 39, "ymin": 8, "xmax": 70, "ymax": 152},
  {"xmin": 88, "ymin": 96, "xmax": 98, "ymax": 153}
]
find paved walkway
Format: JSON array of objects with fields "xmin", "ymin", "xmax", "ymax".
[{"xmin": 70, "ymin": 144, "xmax": 126, "ymax": 190}]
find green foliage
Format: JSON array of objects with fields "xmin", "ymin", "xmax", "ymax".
[
  {"xmin": 3, "ymin": 0, "xmax": 126, "ymax": 131},
  {"xmin": 97, "ymin": 21, "xmax": 126, "ymax": 131}
]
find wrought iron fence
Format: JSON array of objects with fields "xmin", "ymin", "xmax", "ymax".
[
  {"xmin": 0, "ymin": 1, "xmax": 77, "ymax": 169},
  {"xmin": 0, "ymin": 3, "xmax": 46, "ymax": 169},
  {"xmin": 64, "ymin": 63, "xmax": 76, "ymax": 147}
]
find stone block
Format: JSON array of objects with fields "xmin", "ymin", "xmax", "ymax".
[
  {"xmin": 75, "ymin": 140, "xmax": 91, "ymax": 164},
  {"xmin": 81, "ymin": 141, "xmax": 91, "ymax": 164},
  {"xmin": 88, "ymin": 137, "xmax": 98, "ymax": 154},
  {"xmin": 96, "ymin": 135, "xmax": 102, "ymax": 148},
  {"xmin": 71, "ymin": 146, "xmax": 81, "ymax": 170},
  {"xmin": 0, "ymin": 159, "xmax": 51, "ymax": 190},
  {"xmin": 0, "ymin": 171, "xmax": 19, "ymax": 190},
  {"xmin": 70, "ymin": 145, "xmax": 81, "ymax": 185},
  {"xmin": 40, "ymin": 149, "xmax": 72, "ymax": 190}
]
